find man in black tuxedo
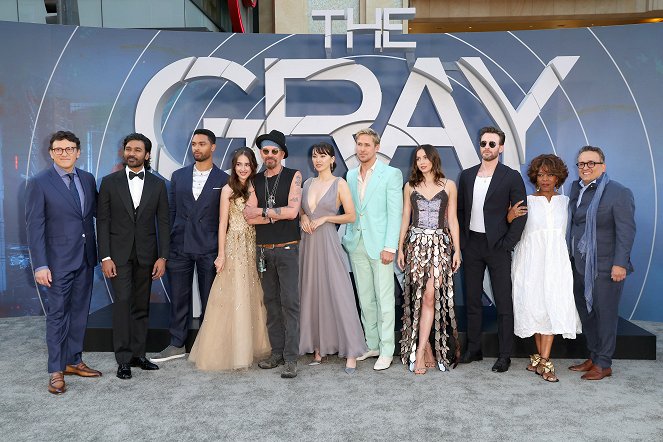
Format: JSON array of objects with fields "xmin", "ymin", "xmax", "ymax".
[
  {"xmin": 97, "ymin": 133, "xmax": 170, "ymax": 379},
  {"xmin": 151, "ymin": 129, "xmax": 228, "ymax": 363},
  {"xmin": 568, "ymin": 146, "xmax": 635, "ymax": 380},
  {"xmin": 26, "ymin": 131, "xmax": 102, "ymax": 394},
  {"xmin": 457, "ymin": 126, "xmax": 527, "ymax": 372}
]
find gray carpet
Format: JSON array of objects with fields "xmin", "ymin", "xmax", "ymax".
[{"xmin": 1, "ymin": 317, "xmax": 661, "ymax": 441}]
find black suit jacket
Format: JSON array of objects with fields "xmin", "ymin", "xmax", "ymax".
[
  {"xmin": 97, "ymin": 169, "xmax": 170, "ymax": 267},
  {"xmin": 168, "ymin": 164, "xmax": 228, "ymax": 256},
  {"xmin": 457, "ymin": 162, "xmax": 527, "ymax": 251}
]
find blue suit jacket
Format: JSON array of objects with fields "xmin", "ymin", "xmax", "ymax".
[
  {"xmin": 26, "ymin": 166, "xmax": 98, "ymax": 272},
  {"xmin": 168, "ymin": 164, "xmax": 229, "ymax": 256},
  {"xmin": 342, "ymin": 160, "xmax": 403, "ymax": 259},
  {"xmin": 568, "ymin": 178, "xmax": 636, "ymax": 274}
]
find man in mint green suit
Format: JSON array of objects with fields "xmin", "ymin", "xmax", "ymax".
[{"xmin": 342, "ymin": 128, "xmax": 403, "ymax": 370}]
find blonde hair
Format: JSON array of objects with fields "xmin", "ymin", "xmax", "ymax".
[{"xmin": 354, "ymin": 128, "xmax": 381, "ymax": 145}]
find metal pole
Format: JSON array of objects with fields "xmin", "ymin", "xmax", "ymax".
[{"xmin": 56, "ymin": 0, "xmax": 80, "ymax": 25}]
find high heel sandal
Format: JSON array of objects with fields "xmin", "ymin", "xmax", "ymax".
[
  {"xmin": 413, "ymin": 360, "xmax": 427, "ymax": 375},
  {"xmin": 527, "ymin": 354, "xmax": 542, "ymax": 373},
  {"xmin": 410, "ymin": 352, "xmax": 428, "ymax": 375},
  {"xmin": 308, "ymin": 354, "xmax": 327, "ymax": 366},
  {"xmin": 424, "ymin": 344, "xmax": 436, "ymax": 368},
  {"xmin": 538, "ymin": 358, "xmax": 559, "ymax": 382}
]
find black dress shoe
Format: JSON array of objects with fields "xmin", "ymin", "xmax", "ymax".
[
  {"xmin": 130, "ymin": 357, "xmax": 159, "ymax": 370},
  {"xmin": 459, "ymin": 350, "xmax": 483, "ymax": 364},
  {"xmin": 492, "ymin": 357, "xmax": 511, "ymax": 373},
  {"xmin": 117, "ymin": 364, "xmax": 132, "ymax": 380}
]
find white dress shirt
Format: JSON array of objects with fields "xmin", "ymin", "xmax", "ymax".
[
  {"xmin": 126, "ymin": 166, "xmax": 145, "ymax": 209},
  {"xmin": 469, "ymin": 175, "xmax": 492, "ymax": 233},
  {"xmin": 192, "ymin": 165, "xmax": 211, "ymax": 201},
  {"xmin": 357, "ymin": 160, "xmax": 377, "ymax": 203}
]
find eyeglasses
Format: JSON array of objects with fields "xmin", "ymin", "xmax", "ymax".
[
  {"xmin": 480, "ymin": 141, "xmax": 498, "ymax": 148},
  {"xmin": 50, "ymin": 147, "xmax": 78, "ymax": 155},
  {"xmin": 261, "ymin": 148, "xmax": 280, "ymax": 155},
  {"xmin": 576, "ymin": 161, "xmax": 604, "ymax": 169}
]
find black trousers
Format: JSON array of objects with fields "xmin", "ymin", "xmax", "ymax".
[
  {"xmin": 572, "ymin": 259, "xmax": 624, "ymax": 369},
  {"xmin": 166, "ymin": 251, "xmax": 216, "ymax": 347},
  {"xmin": 257, "ymin": 244, "xmax": 300, "ymax": 363},
  {"xmin": 463, "ymin": 232, "xmax": 514, "ymax": 358},
  {"xmin": 111, "ymin": 247, "xmax": 153, "ymax": 364}
]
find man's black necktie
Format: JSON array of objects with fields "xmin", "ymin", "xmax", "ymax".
[
  {"xmin": 129, "ymin": 171, "xmax": 144, "ymax": 180},
  {"xmin": 66, "ymin": 173, "xmax": 82, "ymax": 213}
]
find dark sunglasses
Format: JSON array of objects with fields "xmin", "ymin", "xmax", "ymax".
[
  {"xmin": 261, "ymin": 148, "xmax": 280, "ymax": 155},
  {"xmin": 480, "ymin": 141, "xmax": 498, "ymax": 148}
]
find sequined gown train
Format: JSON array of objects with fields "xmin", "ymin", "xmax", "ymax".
[
  {"xmin": 189, "ymin": 197, "xmax": 271, "ymax": 370},
  {"xmin": 400, "ymin": 185, "xmax": 460, "ymax": 370}
]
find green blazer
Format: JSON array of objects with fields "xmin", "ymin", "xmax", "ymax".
[{"xmin": 342, "ymin": 160, "xmax": 403, "ymax": 259}]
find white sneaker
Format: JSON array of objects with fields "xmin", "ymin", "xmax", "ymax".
[
  {"xmin": 373, "ymin": 356, "xmax": 393, "ymax": 370},
  {"xmin": 356, "ymin": 350, "xmax": 380, "ymax": 361}
]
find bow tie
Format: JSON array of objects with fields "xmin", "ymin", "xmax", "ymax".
[{"xmin": 129, "ymin": 171, "xmax": 144, "ymax": 180}]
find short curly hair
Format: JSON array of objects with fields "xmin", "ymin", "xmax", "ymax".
[{"xmin": 526, "ymin": 154, "xmax": 568, "ymax": 187}]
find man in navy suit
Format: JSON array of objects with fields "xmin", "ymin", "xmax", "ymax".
[
  {"xmin": 151, "ymin": 129, "xmax": 229, "ymax": 363},
  {"xmin": 26, "ymin": 131, "xmax": 102, "ymax": 395},
  {"xmin": 568, "ymin": 146, "xmax": 636, "ymax": 380}
]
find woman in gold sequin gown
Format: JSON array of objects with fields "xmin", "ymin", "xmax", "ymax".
[
  {"xmin": 397, "ymin": 145, "xmax": 462, "ymax": 374},
  {"xmin": 189, "ymin": 148, "xmax": 270, "ymax": 370}
]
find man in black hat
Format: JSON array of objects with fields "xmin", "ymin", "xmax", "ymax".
[{"xmin": 243, "ymin": 129, "xmax": 302, "ymax": 378}]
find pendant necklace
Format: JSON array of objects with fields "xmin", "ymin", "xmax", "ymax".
[{"xmin": 264, "ymin": 167, "xmax": 282, "ymax": 209}]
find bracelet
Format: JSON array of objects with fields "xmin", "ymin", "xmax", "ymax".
[{"xmin": 262, "ymin": 207, "xmax": 267, "ymax": 218}]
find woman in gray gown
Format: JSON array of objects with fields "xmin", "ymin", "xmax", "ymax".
[{"xmin": 299, "ymin": 142, "xmax": 368, "ymax": 374}]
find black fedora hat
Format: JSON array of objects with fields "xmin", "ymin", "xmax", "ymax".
[{"xmin": 256, "ymin": 130, "xmax": 288, "ymax": 158}]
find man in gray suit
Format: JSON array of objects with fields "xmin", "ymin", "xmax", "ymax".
[{"xmin": 568, "ymin": 146, "xmax": 635, "ymax": 381}]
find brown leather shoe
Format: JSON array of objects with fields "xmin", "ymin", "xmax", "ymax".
[
  {"xmin": 581, "ymin": 365, "xmax": 612, "ymax": 380},
  {"xmin": 568, "ymin": 359, "xmax": 594, "ymax": 372},
  {"xmin": 65, "ymin": 361, "xmax": 102, "ymax": 377},
  {"xmin": 48, "ymin": 371, "xmax": 66, "ymax": 395}
]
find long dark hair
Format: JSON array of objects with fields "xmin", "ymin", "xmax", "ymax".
[
  {"xmin": 228, "ymin": 147, "xmax": 257, "ymax": 201},
  {"xmin": 408, "ymin": 144, "xmax": 445, "ymax": 187}
]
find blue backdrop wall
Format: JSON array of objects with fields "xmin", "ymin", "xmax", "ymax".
[{"xmin": 0, "ymin": 20, "xmax": 660, "ymax": 320}]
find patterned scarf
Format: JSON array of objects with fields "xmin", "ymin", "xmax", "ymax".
[{"xmin": 577, "ymin": 173, "xmax": 610, "ymax": 313}]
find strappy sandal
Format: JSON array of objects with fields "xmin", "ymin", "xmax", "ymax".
[
  {"xmin": 413, "ymin": 360, "xmax": 427, "ymax": 375},
  {"xmin": 527, "ymin": 353, "xmax": 541, "ymax": 373},
  {"xmin": 424, "ymin": 343, "xmax": 436, "ymax": 368},
  {"xmin": 307, "ymin": 352, "xmax": 327, "ymax": 366},
  {"xmin": 537, "ymin": 358, "xmax": 559, "ymax": 382}
]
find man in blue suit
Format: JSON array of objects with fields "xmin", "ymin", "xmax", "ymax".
[
  {"xmin": 342, "ymin": 128, "xmax": 403, "ymax": 371},
  {"xmin": 151, "ymin": 129, "xmax": 229, "ymax": 362},
  {"xmin": 26, "ymin": 131, "xmax": 102, "ymax": 395},
  {"xmin": 568, "ymin": 146, "xmax": 636, "ymax": 380}
]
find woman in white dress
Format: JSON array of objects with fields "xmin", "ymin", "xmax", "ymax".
[{"xmin": 509, "ymin": 154, "xmax": 581, "ymax": 382}]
